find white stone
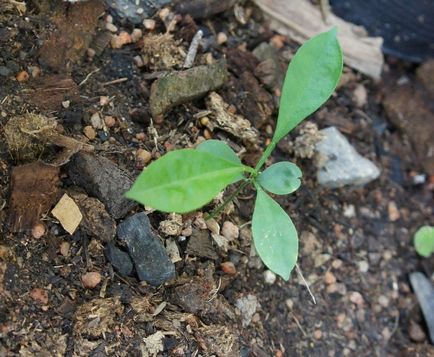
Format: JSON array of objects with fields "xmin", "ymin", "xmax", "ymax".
[
  {"xmin": 315, "ymin": 127, "xmax": 380, "ymax": 188},
  {"xmin": 263, "ymin": 270, "xmax": 276, "ymax": 285}
]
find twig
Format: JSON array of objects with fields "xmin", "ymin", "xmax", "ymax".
[
  {"xmin": 183, "ymin": 30, "xmax": 203, "ymax": 68},
  {"xmin": 101, "ymin": 77, "xmax": 128, "ymax": 86},
  {"xmin": 78, "ymin": 68, "xmax": 100, "ymax": 87},
  {"xmin": 291, "ymin": 312, "xmax": 307, "ymax": 337},
  {"xmin": 296, "ymin": 263, "xmax": 316, "ymax": 305}
]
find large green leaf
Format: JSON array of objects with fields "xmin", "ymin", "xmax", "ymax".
[
  {"xmin": 196, "ymin": 140, "xmax": 241, "ymax": 165},
  {"xmin": 414, "ymin": 226, "xmax": 434, "ymax": 258},
  {"xmin": 257, "ymin": 161, "xmax": 302, "ymax": 195},
  {"xmin": 196, "ymin": 140, "xmax": 246, "ymax": 183},
  {"xmin": 252, "ymin": 187, "xmax": 298, "ymax": 280},
  {"xmin": 125, "ymin": 149, "xmax": 245, "ymax": 213},
  {"xmin": 273, "ymin": 28, "xmax": 343, "ymax": 142}
]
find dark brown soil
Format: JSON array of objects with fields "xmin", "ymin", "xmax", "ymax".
[{"xmin": 1, "ymin": 1, "xmax": 433, "ymax": 356}]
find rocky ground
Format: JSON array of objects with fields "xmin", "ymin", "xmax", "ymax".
[{"xmin": 0, "ymin": 1, "xmax": 433, "ymax": 356}]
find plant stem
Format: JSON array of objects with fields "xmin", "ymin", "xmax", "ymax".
[
  {"xmin": 254, "ymin": 141, "xmax": 276, "ymax": 173},
  {"xmin": 205, "ymin": 180, "xmax": 251, "ymax": 220}
]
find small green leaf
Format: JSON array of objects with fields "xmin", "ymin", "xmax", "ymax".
[
  {"xmin": 196, "ymin": 139, "xmax": 241, "ymax": 165},
  {"xmin": 252, "ymin": 186, "xmax": 298, "ymax": 280},
  {"xmin": 273, "ymin": 28, "xmax": 343, "ymax": 142},
  {"xmin": 257, "ymin": 161, "xmax": 302, "ymax": 195},
  {"xmin": 125, "ymin": 149, "xmax": 245, "ymax": 213},
  {"xmin": 414, "ymin": 226, "xmax": 434, "ymax": 257}
]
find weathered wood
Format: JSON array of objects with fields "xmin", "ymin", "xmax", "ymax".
[{"xmin": 253, "ymin": 0, "xmax": 384, "ymax": 79}]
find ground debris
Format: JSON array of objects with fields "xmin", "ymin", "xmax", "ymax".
[
  {"xmin": 38, "ymin": 0, "xmax": 104, "ymax": 71},
  {"xmin": 149, "ymin": 61, "xmax": 228, "ymax": 117},
  {"xmin": 383, "ymin": 83, "xmax": 434, "ymax": 174},
  {"xmin": 205, "ymin": 92, "xmax": 259, "ymax": 144},
  {"xmin": 142, "ymin": 33, "xmax": 184, "ymax": 71},
  {"xmin": 174, "ymin": 0, "xmax": 238, "ymax": 19},
  {"xmin": 186, "ymin": 229, "xmax": 218, "ymax": 260},
  {"xmin": 74, "ymin": 297, "xmax": 123, "ymax": 338},
  {"xmin": 70, "ymin": 192, "xmax": 116, "ymax": 242},
  {"xmin": 8, "ymin": 162, "xmax": 60, "ymax": 232},
  {"xmin": 66, "ymin": 152, "xmax": 136, "ymax": 219},
  {"xmin": 21, "ymin": 74, "xmax": 80, "ymax": 111},
  {"xmin": 142, "ymin": 331, "xmax": 165, "ymax": 357},
  {"xmin": 4, "ymin": 113, "xmax": 93, "ymax": 165},
  {"xmin": 195, "ymin": 325, "xmax": 239, "ymax": 357}
]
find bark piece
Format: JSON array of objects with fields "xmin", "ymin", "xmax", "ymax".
[
  {"xmin": 174, "ymin": 0, "xmax": 238, "ymax": 19},
  {"xmin": 253, "ymin": 0, "xmax": 384, "ymax": 79},
  {"xmin": 65, "ymin": 152, "xmax": 136, "ymax": 219},
  {"xmin": 8, "ymin": 162, "xmax": 60, "ymax": 232}
]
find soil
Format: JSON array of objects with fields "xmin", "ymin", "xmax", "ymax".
[{"xmin": 1, "ymin": 1, "xmax": 434, "ymax": 357}]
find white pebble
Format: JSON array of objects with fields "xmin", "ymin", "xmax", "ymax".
[{"xmin": 263, "ymin": 270, "xmax": 276, "ymax": 285}]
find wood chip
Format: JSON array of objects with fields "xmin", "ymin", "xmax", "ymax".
[{"xmin": 51, "ymin": 194, "xmax": 82, "ymax": 235}]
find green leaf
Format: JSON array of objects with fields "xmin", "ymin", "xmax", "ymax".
[
  {"xmin": 196, "ymin": 140, "xmax": 241, "ymax": 165},
  {"xmin": 125, "ymin": 149, "xmax": 245, "ymax": 213},
  {"xmin": 257, "ymin": 161, "xmax": 302, "ymax": 195},
  {"xmin": 252, "ymin": 186, "xmax": 298, "ymax": 280},
  {"xmin": 414, "ymin": 226, "xmax": 434, "ymax": 257},
  {"xmin": 273, "ymin": 28, "xmax": 343, "ymax": 142}
]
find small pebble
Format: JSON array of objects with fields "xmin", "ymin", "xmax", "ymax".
[
  {"xmin": 29, "ymin": 66, "xmax": 41, "ymax": 78},
  {"xmin": 87, "ymin": 48, "xmax": 96, "ymax": 59},
  {"xmin": 378, "ymin": 295, "xmax": 389, "ymax": 307},
  {"xmin": 104, "ymin": 116, "xmax": 116, "ymax": 128},
  {"xmin": 106, "ymin": 22, "xmax": 118, "ymax": 33},
  {"xmin": 217, "ymin": 32, "xmax": 228, "ymax": 45},
  {"xmin": 221, "ymin": 221, "xmax": 239, "ymax": 241},
  {"xmin": 349, "ymin": 291, "xmax": 364, "ymax": 306},
  {"xmin": 332, "ymin": 259, "xmax": 343, "ymax": 269},
  {"xmin": 30, "ymin": 287, "xmax": 48, "ymax": 304},
  {"xmin": 99, "ymin": 96, "xmax": 110, "ymax": 106},
  {"xmin": 62, "ymin": 100, "xmax": 70, "ymax": 109},
  {"xmin": 408, "ymin": 321, "xmax": 426, "ymax": 342},
  {"xmin": 358, "ymin": 260, "xmax": 369, "ymax": 273},
  {"xmin": 136, "ymin": 149, "xmax": 152, "ymax": 166},
  {"xmin": 111, "ymin": 31, "xmax": 132, "ymax": 49},
  {"xmin": 133, "ymin": 55, "xmax": 144, "ymax": 68},
  {"xmin": 143, "ymin": 19, "xmax": 156, "ymax": 30},
  {"xmin": 313, "ymin": 329, "xmax": 322, "ymax": 340},
  {"xmin": 83, "ymin": 126, "xmax": 96, "ymax": 140},
  {"xmin": 31, "ymin": 223, "xmax": 45, "ymax": 239},
  {"xmin": 206, "ymin": 218, "xmax": 220, "ymax": 235},
  {"xmin": 60, "ymin": 241, "xmax": 70, "ymax": 257},
  {"xmin": 81, "ymin": 272, "xmax": 102, "ymax": 289},
  {"xmin": 131, "ymin": 28, "xmax": 143, "ymax": 42},
  {"xmin": 353, "ymin": 84, "xmax": 367, "ymax": 108},
  {"xmin": 324, "ymin": 271, "xmax": 336, "ymax": 285},
  {"xmin": 387, "ymin": 201, "xmax": 400, "ymax": 221},
  {"xmin": 16, "ymin": 70, "xmax": 29, "ymax": 82},
  {"xmin": 285, "ymin": 298, "xmax": 294, "ymax": 310},
  {"xmin": 90, "ymin": 112, "xmax": 103, "ymax": 129},
  {"xmin": 106, "ymin": 14, "xmax": 113, "ymax": 23},
  {"xmin": 263, "ymin": 270, "xmax": 276, "ymax": 285},
  {"xmin": 220, "ymin": 261, "xmax": 236, "ymax": 275}
]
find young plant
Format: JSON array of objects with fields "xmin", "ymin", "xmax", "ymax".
[
  {"xmin": 126, "ymin": 29, "xmax": 343, "ymax": 280},
  {"xmin": 414, "ymin": 226, "xmax": 434, "ymax": 258}
]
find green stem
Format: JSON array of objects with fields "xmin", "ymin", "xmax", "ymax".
[
  {"xmin": 254, "ymin": 141, "xmax": 276, "ymax": 173},
  {"xmin": 205, "ymin": 180, "xmax": 251, "ymax": 220}
]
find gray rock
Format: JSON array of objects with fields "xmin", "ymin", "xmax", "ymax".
[
  {"xmin": 315, "ymin": 126, "xmax": 380, "ymax": 187},
  {"xmin": 117, "ymin": 213, "xmax": 175, "ymax": 286},
  {"xmin": 0, "ymin": 66, "xmax": 11, "ymax": 77},
  {"xmin": 409, "ymin": 272, "xmax": 434, "ymax": 344},
  {"xmin": 150, "ymin": 60, "xmax": 228, "ymax": 117},
  {"xmin": 105, "ymin": 243, "xmax": 133, "ymax": 277},
  {"xmin": 66, "ymin": 152, "xmax": 136, "ymax": 219},
  {"xmin": 105, "ymin": 0, "xmax": 172, "ymax": 24}
]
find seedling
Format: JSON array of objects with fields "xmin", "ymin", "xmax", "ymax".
[
  {"xmin": 126, "ymin": 29, "xmax": 343, "ymax": 280},
  {"xmin": 414, "ymin": 226, "xmax": 434, "ymax": 258}
]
